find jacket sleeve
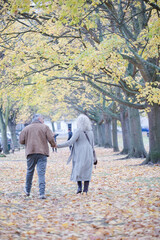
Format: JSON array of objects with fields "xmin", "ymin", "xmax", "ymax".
[
  {"xmin": 19, "ymin": 130, "xmax": 25, "ymax": 145},
  {"xmin": 57, "ymin": 130, "xmax": 79, "ymax": 148},
  {"xmin": 46, "ymin": 126, "xmax": 56, "ymax": 147}
]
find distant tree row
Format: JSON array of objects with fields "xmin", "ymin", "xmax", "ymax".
[{"xmin": 0, "ymin": 0, "xmax": 159, "ymax": 163}]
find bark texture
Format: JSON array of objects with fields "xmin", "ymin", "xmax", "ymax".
[
  {"xmin": 142, "ymin": 104, "xmax": 160, "ymax": 164},
  {"xmin": 112, "ymin": 118, "xmax": 119, "ymax": 152},
  {"xmin": 128, "ymin": 107, "xmax": 147, "ymax": 158},
  {"xmin": 120, "ymin": 106, "xmax": 131, "ymax": 154},
  {"xmin": 8, "ymin": 118, "xmax": 20, "ymax": 152},
  {"xmin": 104, "ymin": 117, "xmax": 112, "ymax": 148},
  {"xmin": 96, "ymin": 124, "xmax": 104, "ymax": 147},
  {"xmin": 0, "ymin": 108, "xmax": 9, "ymax": 154}
]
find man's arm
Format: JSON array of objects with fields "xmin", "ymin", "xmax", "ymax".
[
  {"xmin": 46, "ymin": 127, "xmax": 56, "ymax": 147},
  {"xmin": 19, "ymin": 130, "xmax": 25, "ymax": 145}
]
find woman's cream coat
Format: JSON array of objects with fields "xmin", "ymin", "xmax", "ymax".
[{"xmin": 57, "ymin": 129, "xmax": 94, "ymax": 182}]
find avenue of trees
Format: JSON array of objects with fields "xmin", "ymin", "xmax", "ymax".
[{"xmin": 0, "ymin": 0, "xmax": 160, "ymax": 164}]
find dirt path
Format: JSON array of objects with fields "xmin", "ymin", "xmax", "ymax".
[{"xmin": 0, "ymin": 148, "xmax": 159, "ymax": 239}]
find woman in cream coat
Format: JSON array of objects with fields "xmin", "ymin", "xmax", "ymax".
[{"xmin": 57, "ymin": 114, "xmax": 94, "ymax": 194}]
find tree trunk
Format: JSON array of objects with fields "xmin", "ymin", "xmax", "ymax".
[
  {"xmin": 51, "ymin": 121, "xmax": 55, "ymax": 132},
  {"xmin": 92, "ymin": 124, "xmax": 98, "ymax": 145},
  {"xmin": 112, "ymin": 118, "xmax": 119, "ymax": 152},
  {"xmin": 104, "ymin": 118, "xmax": 112, "ymax": 148},
  {"xmin": 128, "ymin": 107, "xmax": 147, "ymax": 158},
  {"xmin": 102, "ymin": 123, "xmax": 107, "ymax": 147},
  {"xmin": 0, "ymin": 108, "xmax": 9, "ymax": 154},
  {"xmin": 97, "ymin": 124, "xmax": 104, "ymax": 147},
  {"xmin": 142, "ymin": 104, "xmax": 160, "ymax": 164},
  {"xmin": 8, "ymin": 118, "xmax": 20, "ymax": 152},
  {"xmin": 120, "ymin": 106, "xmax": 131, "ymax": 154}
]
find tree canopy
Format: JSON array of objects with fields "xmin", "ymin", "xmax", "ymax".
[{"xmin": 0, "ymin": 0, "xmax": 160, "ymax": 162}]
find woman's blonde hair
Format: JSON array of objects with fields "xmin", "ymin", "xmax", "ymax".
[{"xmin": 76, "ymin": 114, "xmax": 92, "ymax": 131}]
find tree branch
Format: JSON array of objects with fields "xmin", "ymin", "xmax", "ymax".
[
  {"xmin": 87, "ymin": 78, "xmax": 146, "ymax": 109},
  {"xmin": 143, "ymin": 0, "xmax": 160, "ymax": 12}
]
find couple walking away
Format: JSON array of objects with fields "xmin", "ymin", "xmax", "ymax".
[{"xmin": 19, "ymin": 114, "xmax": 96, "ymax": 199}]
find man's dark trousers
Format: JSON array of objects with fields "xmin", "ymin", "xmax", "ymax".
[{"xmin": 26, "ymin": 154, "xmax": 47, "ymax": 196}]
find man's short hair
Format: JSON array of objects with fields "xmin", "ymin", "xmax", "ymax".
[{"xmin": 32, "ymin": 114, "xmax": 43, "ymax": 122}]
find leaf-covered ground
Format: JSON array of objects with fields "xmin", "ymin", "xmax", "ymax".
[{"xmin": 0, "ymin": 146, "xmax": 160, "ymax": 239}]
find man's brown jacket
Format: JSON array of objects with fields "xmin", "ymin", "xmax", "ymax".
[{"xmin": 19, "ymin": 122, "xmax": 56, "ymax": 157}]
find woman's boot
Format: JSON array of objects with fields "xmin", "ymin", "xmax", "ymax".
[
  {"xmin": 83, "ymin": 181, "xmax": 89, "ymax": 194},
  {"xmin": 77, "ymin": 181, "xmax": 82, "ymax": 194}
]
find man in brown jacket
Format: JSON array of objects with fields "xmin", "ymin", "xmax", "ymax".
[{"xmin": 19, "ymin": 114, "xmax": 56, "ymax": 199}]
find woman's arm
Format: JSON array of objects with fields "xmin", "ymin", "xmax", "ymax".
[{"xmin": 57, "ymin": 130, "xmax": 80, "ymax": 148}]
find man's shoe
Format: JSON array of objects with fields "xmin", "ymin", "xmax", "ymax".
[
  {"xmin": 24, "ymin": 187, "xmax": 30, "ymax": 196},
  {"xmin": 39, "ymin": 195, "xmax": 46, "ymax": 199}
]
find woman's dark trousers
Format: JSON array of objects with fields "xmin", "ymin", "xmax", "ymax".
[
  {"xmin": 77, "ymin": 181, "xmax": 89, "ymax": 194},
  {"xmin": 77, "ymin": 181, "xmax": 82, "ymax": 193},
  {"xmin": 83, "ymin": 181, "xmax": 89, "ymax": 193}
]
